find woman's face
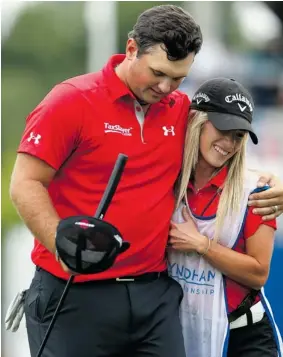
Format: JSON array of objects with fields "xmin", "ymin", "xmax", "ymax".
[{"xmin": 199, "ymin": 121, "xmax": 246, "ymax": 169}]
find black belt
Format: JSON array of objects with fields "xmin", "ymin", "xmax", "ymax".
[
  {"xmin": 36, "ymin": 266, "xmax": 167, "ymax": 283},
  {"xmin": 103, "ymin": 271, "xmax": 168, "ymax": 283}
]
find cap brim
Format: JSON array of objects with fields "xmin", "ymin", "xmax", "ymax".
[{"xmin": 207, "ymin": 112, "xmax": 258, "ymax": 145}]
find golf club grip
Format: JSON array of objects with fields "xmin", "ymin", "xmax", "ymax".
[{"xmin": 94, "ymin": 153, "xmax": 128, "ymax": 219}]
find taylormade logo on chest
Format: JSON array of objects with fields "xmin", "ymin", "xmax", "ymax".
[
  {"xmin": 225, "ymin": 93, "xmax": 253, "ymax": 112},
  {"xmin": 104, "ymin": 123, "xmax": 133, "ymax": 136}
]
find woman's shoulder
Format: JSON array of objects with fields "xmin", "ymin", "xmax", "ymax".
[{"xmin": 244, "ymin": 206, "xmax": 277, "ymax": 239}]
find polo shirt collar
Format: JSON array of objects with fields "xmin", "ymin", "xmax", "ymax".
[
  {"xmin": 103, "ymin": 54, "xmax": 134, "ymax": 102},
  {"xmin": 102, "ymin": 54, "xmax": 174, "ymax": 105},
  {"xmin": 188, "ymin": 165, "xmax": 228, "ymax": 191}
]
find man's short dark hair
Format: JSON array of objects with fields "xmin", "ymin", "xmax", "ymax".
[{"xmin": 128, "ymin": 5, "xmax": 203, "ymax": 61}]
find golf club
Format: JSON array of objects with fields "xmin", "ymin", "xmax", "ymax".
[{"xmin": 36, "ymin": 153, "xmax": 128, "ymax": 357}]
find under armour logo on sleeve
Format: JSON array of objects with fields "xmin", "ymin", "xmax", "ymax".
[{"xmin": 27, "ymin": 132, "xmax": 41, "ymax": 144}]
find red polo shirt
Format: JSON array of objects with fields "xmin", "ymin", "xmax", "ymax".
[
  {"xmin": 18, "ymin": 54, "xmax": 190, "ymax": 282},
  {"xmin": 187, "ymin": 166, "xmax": 276, "ymax": 312}
]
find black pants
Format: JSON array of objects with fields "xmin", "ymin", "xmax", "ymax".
[
  {"xmin": 24, "ymin": 267, "xmax": 185, "ymax": 357},
  {"xmin": 228, "ymin": 313, "xmax": 278, "ymax": 357}
]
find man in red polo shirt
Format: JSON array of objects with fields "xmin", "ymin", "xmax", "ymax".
[{"xmin": 9, "ymin": 4, "xmax": 283, "ymax": 357}]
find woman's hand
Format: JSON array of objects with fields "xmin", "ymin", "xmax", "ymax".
[{"xmin": 169, "ymin": 207, "xmax": 208, "ymax": 254}]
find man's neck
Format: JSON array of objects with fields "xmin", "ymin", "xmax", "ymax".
[
  {"xmin": 115, "ymin": 61, "xmax": 151, "ymax": 114},
  {"xmin": 114, "ymin": 62, "xmax": 125, "ymax": 81}
]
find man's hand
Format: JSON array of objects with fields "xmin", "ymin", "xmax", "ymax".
[
  {"xmin": 55, "ymin": 250, "xmax": 77, "ymax": 276},
  {"xmin": 248, "ymin": 172, "xmax": 283, "ymax": 221}
]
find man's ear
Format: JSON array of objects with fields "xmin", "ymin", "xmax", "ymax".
[{"xmin": 126, "ymin": 38, "xmax": 138, "ymax": 60}]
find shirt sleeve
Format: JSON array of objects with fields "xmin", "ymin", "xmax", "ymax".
[
  {"xmin": 18, "ymin": 83, "xmax": 85, "ymax": 170},
  {"xmin": 244, "ymin": 206, "xmax": 277, "ymax": 239}
]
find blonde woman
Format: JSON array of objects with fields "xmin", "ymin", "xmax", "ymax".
[{"xmin": 168, "ymin": 78, "xmax": 283, "ymax": 357}]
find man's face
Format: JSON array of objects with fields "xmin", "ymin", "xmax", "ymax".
[{"xmin": 125, "ymin": 40, "xmax": 195, "ymax": 104}]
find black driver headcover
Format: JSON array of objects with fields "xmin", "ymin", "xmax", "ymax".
[{"xmin": 55, "ymin": 216, "xmax": 130, "ymax": 274}]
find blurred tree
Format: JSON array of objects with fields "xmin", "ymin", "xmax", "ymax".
[
  {"xmin": 2, "ymin": 2, "xmax": 86, "ymax": 232},
  {"xmin": 2, "ymin": 1, "xmax": 86, "ymax": 152}
]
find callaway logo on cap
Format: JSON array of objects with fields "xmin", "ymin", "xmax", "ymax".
[{"xmin": 190, "ymin": 78, "xmax": 258, "ymax": 144}]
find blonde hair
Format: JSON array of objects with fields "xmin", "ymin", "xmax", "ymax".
[{"xmin": 175, "ymin": 111, "xmax": 248, "ymax": 241}]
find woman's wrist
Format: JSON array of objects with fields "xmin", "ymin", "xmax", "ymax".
[{"xmin": 197, "ymin": 235, "xmax": 211, "ymax": 256}]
